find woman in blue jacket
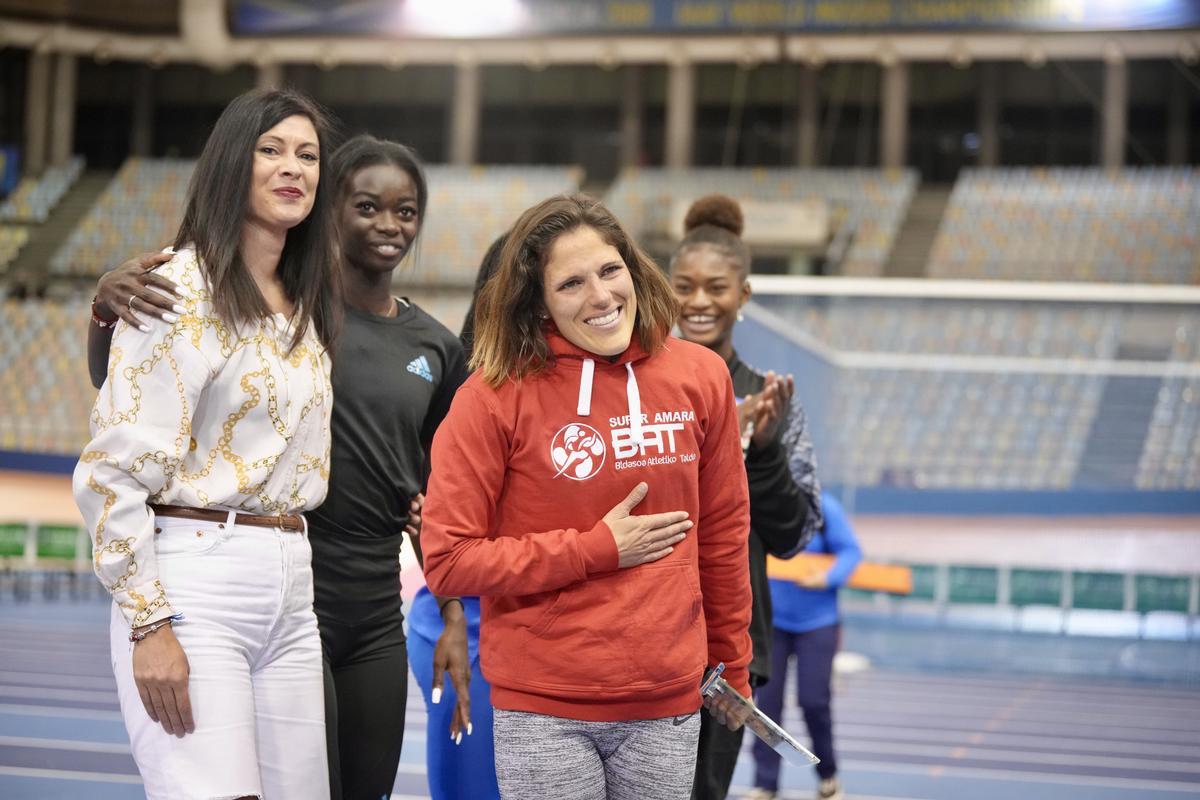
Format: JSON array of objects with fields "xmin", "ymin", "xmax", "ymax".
[{"xmin": 747, "ymin": 492, "xmax": 861, "ymax": 800}]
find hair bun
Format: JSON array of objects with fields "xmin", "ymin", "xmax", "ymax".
[{"xmin": 683, "ymin": 194, "xmax": 743, "ymax": 237}]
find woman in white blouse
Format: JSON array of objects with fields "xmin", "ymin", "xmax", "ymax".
[{"xmin": 73, "ymin": 88, "xmax": 341, "ymax": 800}]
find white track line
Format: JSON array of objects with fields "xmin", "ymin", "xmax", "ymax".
[
  {"xmin": 0, "ymin": 735, "xmax": 129, "ymax": 753},
  {"xmin": 843, "ymin": 758, "xmax": 1200, "ymax": 793},
  {"xmin": 0, "ymin": 703, "xmax": 122, "ymax": 721},
  {"xmin": 835, "ymin": 740, "xmax": 1200, "ymax": 773},
  {"xmin": 0, "ymin": 765, "xmax": 140, "ymax": 784},
  {"xmin": 0, "ymin": 685, "xmax": 121, "ymax": 703}
]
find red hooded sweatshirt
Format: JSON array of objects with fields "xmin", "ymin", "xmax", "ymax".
[{"xmin": 422, "ymin": 329, "xmax": 752, "ymax": 722}]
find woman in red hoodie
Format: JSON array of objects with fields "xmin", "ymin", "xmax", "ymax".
[{"xmin": 421, "ymin": 194, "xmax": 754, "ymax": 799}]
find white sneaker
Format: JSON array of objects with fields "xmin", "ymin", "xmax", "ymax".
[
  {"xmin": 817, "ymin": 776, "xmax": 844, "ymax": 800},
  {"xmin": 740, "ymin": 789, "xmax": 777, "ymax": 800}
]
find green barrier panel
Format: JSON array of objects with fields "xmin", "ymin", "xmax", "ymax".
[
  {"xmin": 36, "ymin": 525, "xmax": 81, "ymax": 561},
  {"xmin": 1135, "ymin": 575, "xmax": 1190, "ymax": 614},
  {"xmin": 0, "ymin": 523, "xmax": 27, "ymax": 558},
  {"xmin": 1072, "ymin": 571, "xmax": 1125, "ymax": 611},
  {"xmin": 948, "ymin": 566, "xmax": 999, "ymax": 604},
  {"xmin": 908, "ymin": 564, "xmax": 938, "ymax": 601},
  {"xmin": 842, "ymin": 588, "xmax": 875, "ymax": 602},
  {"xmin": 1010, "ymin": 569, "xmax": 1062, "ymax": 607}
]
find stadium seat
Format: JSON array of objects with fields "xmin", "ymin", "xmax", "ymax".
[{"xmin": 928, "ymin": 167, "xmax": 1200, "ymax": 284}]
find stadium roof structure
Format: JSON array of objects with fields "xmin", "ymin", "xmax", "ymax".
[{"xmin": 0, "ymin": 0, "xmax": 1197, "ymax": 70}]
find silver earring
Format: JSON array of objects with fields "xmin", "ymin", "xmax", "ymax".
[{"xmin": 736, "ymin": 310, "xmax": 744, "ymax": 322}]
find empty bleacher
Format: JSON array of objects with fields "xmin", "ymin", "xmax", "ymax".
[
  {"xmin": 414, "ymin": 165, "xmax": 583, "ymax": 284},
  {"xmin": 6, "ymin": 158, "xmax": 1197, "ymax": 499},
  {"xmin": 605, "ymin": 167, "xmax": 918, "ymax": 276},
  {"xmin": 0, "ymin": 226, "xmax": 29, "ymax": 273},
  {"xmin": 1138, "ymin": 377, "xmax": 1200, "ymax": 490},
  {"xmin": 0, "ymin": 157, "xmax": 86, "ymax": 223},
  {"xmin": 928, "ymin": 167, "xmax": 1200, "ymax": 284},
  {"xmin": 821, "ymin": 370, "xmax": 1103, "ymax": 490},
  {"xmin": 0, "ymin": 295, "xmax": 94, "ymax": 456},
  {"xmin": 748, "ymin": 294, "xmax": 1200, "ymax": 492},
  {"xmin": 49, "ymin": 158, "xmax": 194, "ymax": 278}
]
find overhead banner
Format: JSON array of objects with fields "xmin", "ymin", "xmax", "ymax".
[{"xmin": 232, "ymin": 0, "xmax": 1200, "ymax": 37}]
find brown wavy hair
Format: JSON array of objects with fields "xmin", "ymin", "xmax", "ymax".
[{"xmin": 471, "ymin": 194, "xmax": 679, "ymax": 387}]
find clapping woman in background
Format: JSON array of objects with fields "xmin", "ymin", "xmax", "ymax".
[{"xmin": 669, "ymin": 194, "xmax": 823, "ymax": 800}]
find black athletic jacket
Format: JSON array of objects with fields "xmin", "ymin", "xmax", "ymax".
[{"xmin": 728, "ymin": 351, "xmax": 823, "ymax": 685}]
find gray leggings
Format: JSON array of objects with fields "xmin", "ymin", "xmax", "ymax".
[{"xmin": 493, "ymin": 708, "xmax": 701, "ymax": 800}]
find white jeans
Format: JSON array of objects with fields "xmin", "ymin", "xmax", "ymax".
[{"xmin": 110, "ymin": 513, "xmax": 329, "ymax": 800}]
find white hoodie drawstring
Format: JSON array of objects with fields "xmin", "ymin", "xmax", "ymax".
[
  {"xmin": 625, "ymin": 363, "xmax": 643, "ymax": 446},
  {"xmin": 574, "ymin": 358, "xmax": 644, "ymax": 448},
  {"xmin": 577, "ymin": 358, "xmax": 595, "ymax": 416}
]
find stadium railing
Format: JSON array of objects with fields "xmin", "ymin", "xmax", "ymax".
[
  {"xmin": 0, "ymin": 521, "xmax": 100, "ymax": 601},
  {"xmin": 839, "ymin": 560, "xmax": 1198, "ymax": 639}
]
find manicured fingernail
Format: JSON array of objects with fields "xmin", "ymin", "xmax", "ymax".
[
  {"xmin": 162, "ymin": 313, "xmax": 178, "ymax": 323},
  {"xmin": 450, "ymin": 730, "xmax": 456, "ymax": 741},
  {"xmin": 172, "ymin": 304, "xmax": 185, "ymax": 314},
  {"xmin": 432, "ymin": 687, "xmax": 442, "ymax": 704},
  {"xmin": 455, "ymin": 731, "xmax": 462, "ymax": 745},
  {"xmin": 467, "ymin": 722, "xmax": 473, "ymax": 736},
  {"xmin": 138, "ymin": 324, "xmax": 150, "ymax": 332}
]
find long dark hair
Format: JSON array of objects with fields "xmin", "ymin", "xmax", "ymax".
[
  {"xmin": 173, "ymin": 88, "xmax": 341, "ymax": 352},
  {"xmin": 471, "ymin": 194, "xmax": 680, "ymax": 387}
]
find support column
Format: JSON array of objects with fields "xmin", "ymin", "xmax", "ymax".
[
  {"xmin": 130, "ymin": 66, "xmax": 155, "ymax": 157},
  {"xmin": 449, "ymin": 61, "xmax": 480, "ymax": 166},
  {"xmin": 1167, "ymin": 67, "xmax": 1190, "ymax": 166},
  {"xmin": 256, "ymin": 63, "xmax": 284, "ymax": 90},
  {"xmin": 49, "ymin": 53, "xmax": 77, "ymax": 167},
  {"xmin": 619, "ymin": 65, "xmax": 642, "ymax": 170},
  {"xmin": 978, "ymin": 62, "xmax": 1000, "ymax": 167},
  {"xmin": 880, "ymin": 60, "xmax": 909, "ymax": 169},
  {"xmin": 796, "ymin": 64, "xmax": 818, "ymax": 167},
  {"xmin": 23, "ymin": 50, "xmax": 51, "ymax": 176},
  {"xmin": 1101, "ymin": 58, "xmax": 1127, "ymax": 169},
  {"xmin": 665, "ymin": 59, "xmax": 694, "ymax": 169}
]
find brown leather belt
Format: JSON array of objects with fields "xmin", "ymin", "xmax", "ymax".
[{"xmin": 150, "ymin": 504, "xmax": 305, "ymax": 533}]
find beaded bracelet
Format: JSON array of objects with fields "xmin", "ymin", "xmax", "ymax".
[
  {"xmin": 129, "ymin": 617, "xmax": 174, "ymax": 643},
  {"xmin": 91, "ymin": 296, "xmax": 118, "ymax": 329}
]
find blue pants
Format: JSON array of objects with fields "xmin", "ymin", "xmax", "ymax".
[
  {"xmin": 407, "ymin": 622, "xmax": 499, "ymax": 800},
  {"xmin": 752, "ymin": 623, "xmax": 839, "ymax": 789}
]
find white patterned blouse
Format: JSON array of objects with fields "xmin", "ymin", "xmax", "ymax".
[{"xmin": 73, "ymin": 248, "xmax": 333, "ymax": 628}]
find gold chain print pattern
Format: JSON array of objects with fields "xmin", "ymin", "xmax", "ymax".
[{"xmin": 73, "ymin": 249, "xmax": 333, "ymax": 628}]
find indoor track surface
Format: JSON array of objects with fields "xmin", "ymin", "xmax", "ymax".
[{"xmin": 0, "ymin": 598, "xmax": 1196, "ymax": 800}]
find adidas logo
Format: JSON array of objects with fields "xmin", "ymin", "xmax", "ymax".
[{"xmin": 406, "ymin": 355, "xmax": 434, "ymax": 383}]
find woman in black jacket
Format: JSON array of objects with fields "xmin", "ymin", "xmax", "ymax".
[{"xmin": 670, "ymin": 194, "xmax": 824, "ymax": 800}]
